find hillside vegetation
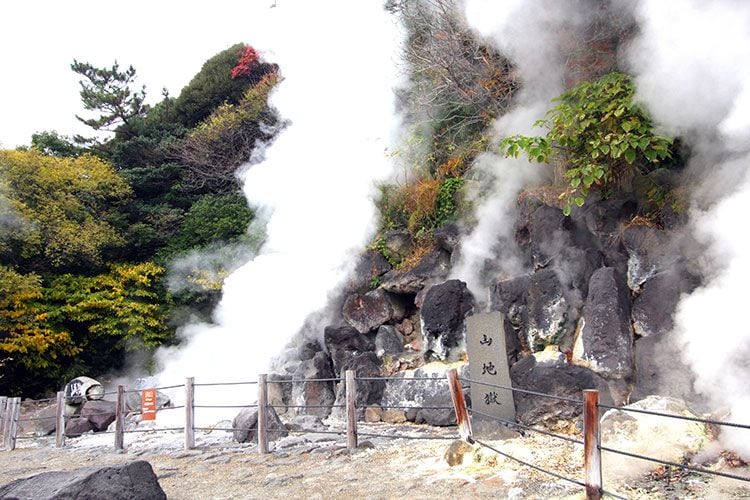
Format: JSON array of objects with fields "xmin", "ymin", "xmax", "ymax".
[{"xmin": 0, "ymin": 44, "xmax": 278, "ymax": 395}]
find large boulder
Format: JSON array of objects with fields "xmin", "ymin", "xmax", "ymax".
[
  {"xmin": 331, "ymin": 352, "xmax": 384, "ymax": 420},
  {"xmin": 632, "ymin": 333, "xmax": 702, "ymax": 405},
  {"xmin": 490, "ymin": 275, "xmax": 530, "ymax": 332},
  {"xmin": 0, "ymin": 461, "xmax": 166, "ymax": 500},
  {"xmin": 622, "ymin": 223, "xmax": 676, "ymax": 292},
  {"xmin": 232, "ymin": 405, "xmax": 288, "ymax": 444},
  {"xmin": 381, "ymin": 363, "xmax": 465, "ymax": 426},
  {"xmin": 81, "ymin": 400, "xmax": 116, "ymax": 432},
  {"xmin": 345, "ymin": 249, "xmax": 392, "ymax": 293},
  {"xmin": 323, "ymin": 325, "xmax": 373, "ymax": 375},
  {"xmin": 342, "ymin": 289, "xmax": 405, "ymax": 334},
  {"xmin": 572, "ymin": 197, "xmax": 636, "ymax": 273},
  {"xmin": 291, "ymin": 351, "xmax": 336, "ymax": 418},
  {"xmin": 601, "ymin": 396, "xmax": 710, "ymax": 474},
  {"xmin": 510, "ymin": 355, "xmax": 612, "ymax": 425},
  {"xmin": 375, "ymin": 325, "xmax": 404, "ymax": 357},
  {"xmin": 124, "ymin": 389, "xmax": 171, "ymax": 414},
  {"xmin": 631, "ymin": 267, "xmax": 699, "ymax": 338},
  {"xmin": 575, "ymin": 267, "xmax": 634, "ymax": 383},
  {"xmin": 64, "ymin": 416, "xmax": 94, "ymax": 437},
  {"xmin": 383, "ymin": 229, "xmax": 412, "ymax": 261},
  {"xmin": 525, "ymin": 269, "xmax": 573, "ymax": 351},
  {"xmin": 18, "ymin": 404, "xmax": 58, "ymax": 436},
  {"xmin": 421, "ymin": 279, "xmax": 474, "ymax": 360},
  {"xmin": 380, "ymin": 249, "xmax": 451, "ymax": 294}
]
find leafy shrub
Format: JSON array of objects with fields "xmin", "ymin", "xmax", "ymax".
[{"xmin": 500, "ymin": 72, "xmax": 673, "ymax": 215}]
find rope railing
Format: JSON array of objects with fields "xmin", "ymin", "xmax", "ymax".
[
  {"xmin": 597, "ymin": 403, "xmax": 750, "ymax": 430},
  {"xmin": 599, "ymin": 445, "xmax": 750, "ymax": 483},
  {"xmin": 459, "ymin": 376, "xmax": 582, "ymax": 404},
  {"xmin": 4, "ymin": 369, "xmax": 750, "ymax": 500},
  {"xmin": 468, "ymin": 407, "xmax": 584, "ymax": 446}
]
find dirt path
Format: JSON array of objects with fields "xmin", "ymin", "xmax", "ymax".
[{"xmin": 1, "ymin": 424, "xmax": 748, "ymax": 499}]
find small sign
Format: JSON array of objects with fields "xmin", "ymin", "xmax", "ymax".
[
  {"xmin": 466, "ymin": 312, "xmax": 516, "ymax": 437},
  {"xmin": 141, "ymin": 388, "xmax": 157, "ymax": 421}
]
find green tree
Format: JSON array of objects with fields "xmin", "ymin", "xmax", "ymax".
[
  {"xmin": 29, "ymin": 130, "xmax": 86, "ymax": 157},
  {"xmin": 71, "ymin": 59, "xmax": 149, "ymax": 136},
  {"xmin": 171, "ymin": 193, "xmax": 254, "ymax": 253}
]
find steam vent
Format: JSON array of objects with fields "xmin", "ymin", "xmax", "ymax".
[{"xmin": 2, "ymin": 1, "xmax": 750, "ymax": 497}]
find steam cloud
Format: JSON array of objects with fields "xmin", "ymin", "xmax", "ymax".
[
  {"xmin": 626, "ymin": 0, "xmax": 750, "ymax": 457},
  {"xmin": 155, "ymin": 2, "xmax": 402, "ymax": 424},
  {"xmin": 452, "ymin": 0, "xmax": 600, "ymax": 298}
]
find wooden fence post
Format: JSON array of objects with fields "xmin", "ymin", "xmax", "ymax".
[
  {"xmin": 0, "ymin": 396, "xmax": 7, "ymax": 449},
  {"xmin": 346, "ymin": 370, "xmax": 357, "ymax": 450},
  {"xmin": 447, "ymin": 368, "xmax": 473, "ymax": 443},
  {"xmin": 114, "ymin": 385, "xmax": 125, "ymax": 451},
  {"xmin": 257, "ymin": 374, "xmax": 268, "ymax": 454},
  {"xmin": 55, "ymin": 391, "xmax": 65, "ymax": 448},
  {"xmin": 583, "ymin": 389, "xmax": 602, "ymax": 500},
  {"xmin": 185, "ymin": 377, "xmax": 195, "ymax": 450},
  {"xmin": 7, "ymin": 398, "xmax": 20, "ymax": 451}
]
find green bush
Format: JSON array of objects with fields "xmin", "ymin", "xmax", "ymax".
[{"xmin": 501, "ymin": 72, "xmax": 673, "ymax": 215}]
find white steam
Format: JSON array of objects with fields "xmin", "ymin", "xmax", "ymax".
[
  {"xmin": 453, "ymin": 0, "xmax": 595, "ymax": 297},
  {"xmin": 626, "ymin": 0, "xmax": 750, "ymax": 456},
  {"xmin": 155, "ymin": 2, "xmax": 401, "ymax": 424}
]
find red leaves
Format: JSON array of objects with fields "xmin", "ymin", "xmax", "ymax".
[{"xmin": 230, "ymin": 46, "xmax": 259, "ymax": 79}]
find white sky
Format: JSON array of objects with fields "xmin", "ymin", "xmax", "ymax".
[{"xmin": 0, "ymin": 1, "xmax": 282, "ymax": 148}]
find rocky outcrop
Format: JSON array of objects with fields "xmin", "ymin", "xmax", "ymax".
[
  {"xmin": 64, "ymin": 416, "xmax": 94, "ymax": 437},
  {"xmin": 421, "ymin": 279, "xmax": 474, "ymax": 360},
  {"xmin": 291, "ymin": 351, "xmax": 336, "ymax": 418},
  {"xmin": 323, "ymin": 325, "xmax": 373, "ymax": 375},
  {"xmin": 575, "ymin": 267, "xmax": 634, "ymax": 383},
  {"xmin": 622, "ymin": 223, "xmax": 676, "ymax": 291},
  {"xmin": 331, "ymin": 352, "xmax": 385, "ymax": 419},
  {"xmin": 345, "ymin": 249, "xmax": 392, "ymax": 293},
  {"xmin": 0, "ymin": 461, "xmax": 166, "ymax": 500},
  {"xmin": 632, "ymin": 266, "xmax": 698, "ymax": 338},
  {"xmin": 232, "ymin": 406, "xmax": 288, "ymax": 444},
  {"xmin": 81, "ymin": 400, "xmax": 116, "ymax": 432},
  {"xmin": 342, "ymin": 289, "xmax": 405, "ymax": 334},
  {"xmin": 380, "ymin": 249, "xmax": 451, "ymax": 294},
  {"xmin": 510, "ymin": 354, "xmax": 612, "ymax": 425},
  {"xmin": 375, "ymin": 325, "xmax": 404, "ymax": 357}
]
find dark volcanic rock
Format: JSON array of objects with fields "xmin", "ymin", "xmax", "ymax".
[
  {"xmin": 291, "ymin": 351, "xmax": 336, "ymax": 418},
  {"xmin": 526, "ymin": 269, "xmax": 572, "ymax": 351},
  {"xmin": 632, "ymin": 267, "xmax": 699, "ymax": 338},
  {"xmin": 324, "ymin": 325, "xmax": 374, "ymax": 375},
  {"xmin": 0, "ymin": 460, "xmax": 166, "ymax": 500},
  {"xmin": 64, "ymin": 416, "xmax": 94, "ymax": 437},
  {"xmin": 490, "ymin": 275, "xmax": 530, "ymax": 330},
  {"xmin": 81, "ymin": 400, "xmax": 116, "ymax": 432},
  {"xmin": 622, "ymin": 223, "xmax": 676, "ymax": 291},
  {"xmin": 421, "ymin": 279, "xmax": 474, "ymax": 360},
  {"xmin": 577, "ymin": 267, "xmax": 634, "ymax": 381},
  {"xmin": 384, "ymin": 230, "xmax": 412, "ymax": 260},
  {"xmin": 342, "ymin": 289, "xmax": 403, "ymax": 333},
  {"xmin": 434, "ymin": 223, "xmax": 461, "ymax": 253},
  {"xmin": 381, "ymin": 249, "xmax": 451, "ymax": 294},
  {"xmin": 632, "ymin": 333, "xmax": 702, "ymax": 405},
  {"xmin": 345, "ymin": 249, "xmax": 392, "ymax": 293},
  {"xmin": 331, "ymin": 352, "xmax": 384, "ymax": 419},
  {"xmin": 232, "ymin": 405, "xmax": 288, "ymax": 443},
  {"xmin": 572, "ymin": 197, "xmax": 637, "ymax": 273},
  {"xmin": 375, "ymin": 325, "xmax": 404, "ymax": 357},
  {"xmin": 510, "ymin": 355, "xmax": 612, "ymax": 425}
]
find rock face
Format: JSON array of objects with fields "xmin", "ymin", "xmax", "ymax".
[
  {"xmin": 631, "ymin": 267, "xmax": 698, "ymax": 338},
  {"xmin": 622, "ymin": 224, "xmax": 674, "ymax": 291},
  {"xmin": 324, "ymin": 325, "xmax": 373, "ymax": 375},
  {"xmin": 380, "ymin": 364, "xmax": 464, "ymax": 426},
  {"xmin": 525, "ymin": 269, "xmax": 571, "ymax": 351},
  {"xmin": 232, "ymin": 406, "xmax": 288, "ymax": 444},
  {"xmin": 510, "ymin": 354, "xmax": 612, "ymax": 425},
  {"xmin": 381, "ymin": 249, "xmax": 451, "ymax": 294},
  {"xmin": 331, "ymin": 352, "xmax": 384, "ymax": 419},
  {"xmin": 342, "ymin": 289, "xmax": 404, "ymax": 334},
  {"xmin": 291, "ymin": 351, "xmax": 336, "ymax": 418},
  {"xmin": 346, "ymin": 249, "xmax": 392, "ymax": 293},
  {"xmin": 575, "ymin": 267, "xmax": 634, "ymax": 383},
  {"xmin": 18, "ymin": 405, "xmax": 58, "ymax": 436},
  {"xmin": 420, "ymin": 279, "xmax": 474, "ymax": 360},
  {"xmin": 375, "ymin": 325, "xmax": 404, "ymax": 357},
  {"xmin": 0, "ymin": 461, "xmax": 166, "ymax": 500},
  {"xmin": 65, "ymin": 416, "xmax": 94, "ymax": 437}
]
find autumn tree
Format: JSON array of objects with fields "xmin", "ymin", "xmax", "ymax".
[{"xmin": 0, "ymin": 150, "xmax": 132, "ymax": 271}]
